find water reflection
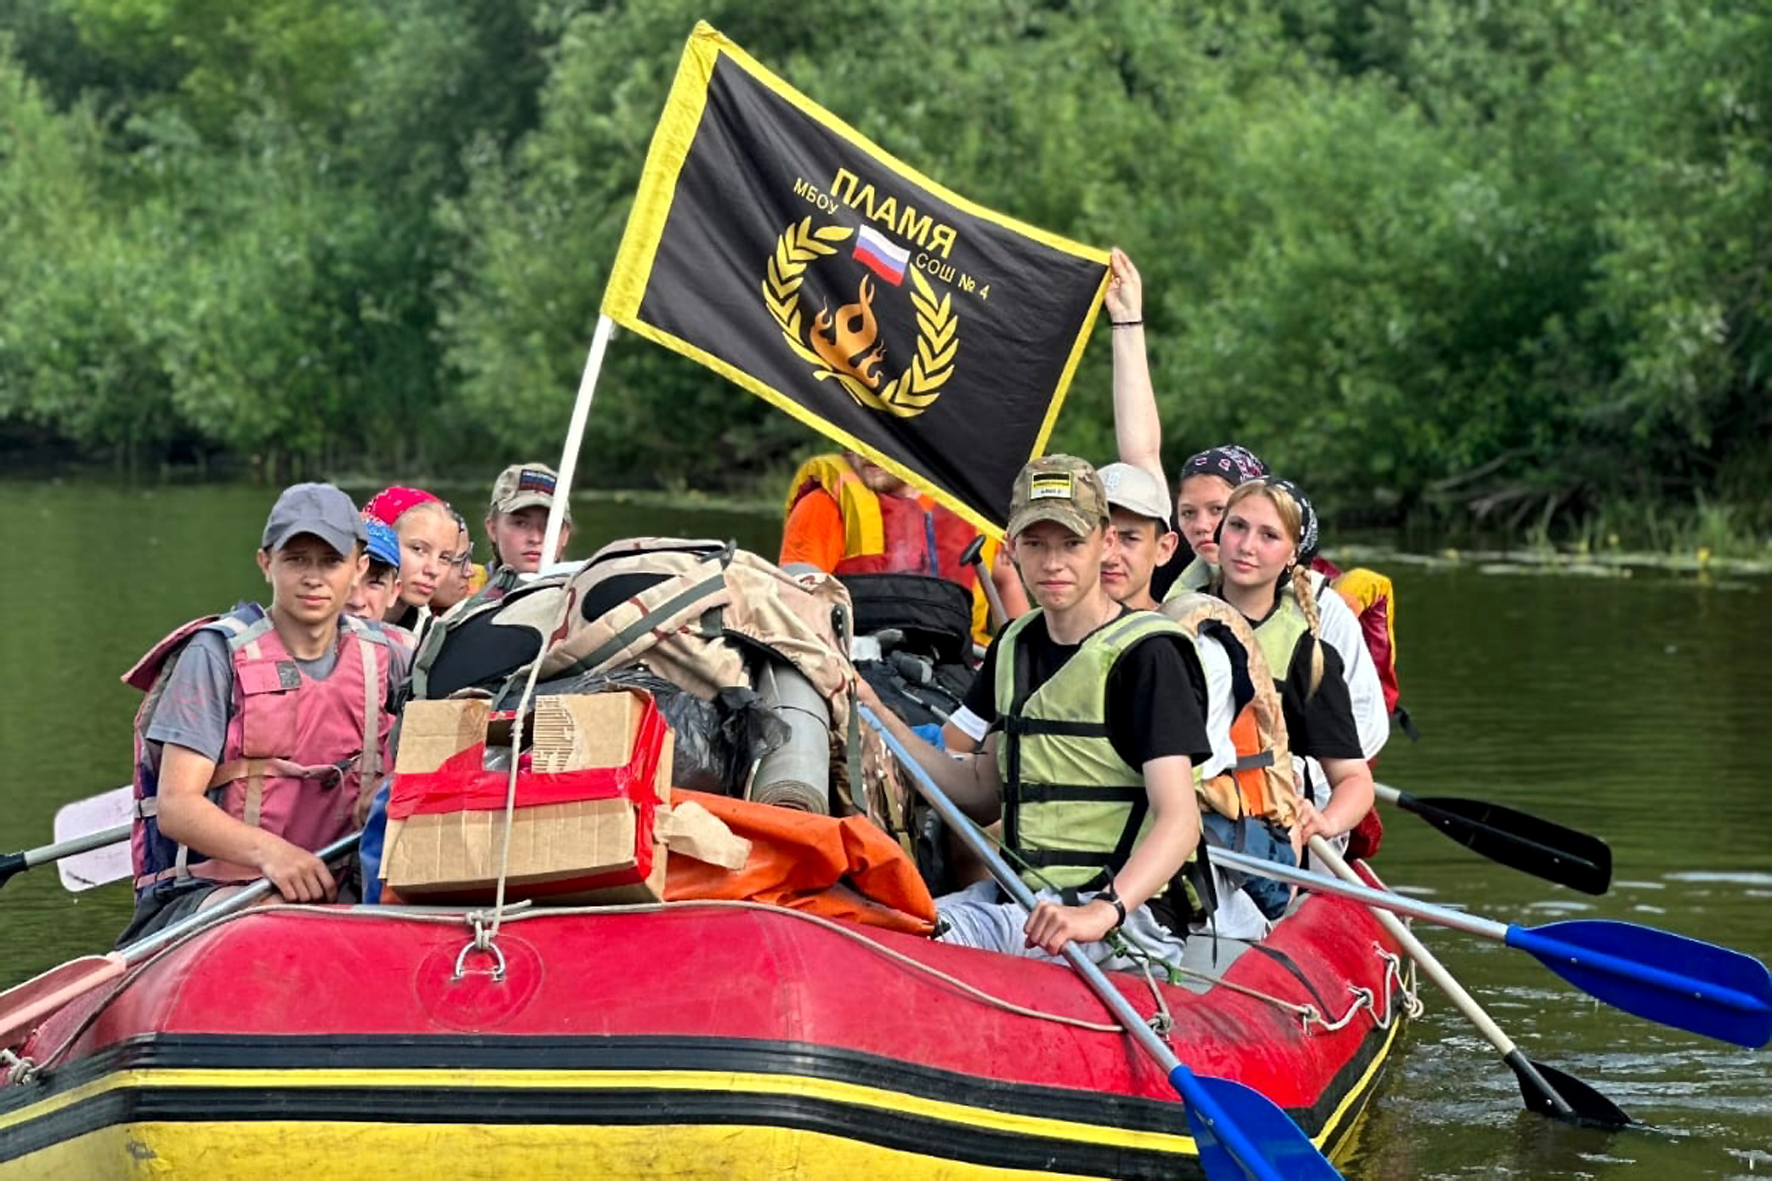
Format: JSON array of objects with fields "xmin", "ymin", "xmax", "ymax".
[
  {"xmin": 0, "ymin": 482, "xmax": 1767, "ymax": 1177},
  {"xmin": 1360, "ymin": 556, "xmax": 1772, "ymax": 1178}
]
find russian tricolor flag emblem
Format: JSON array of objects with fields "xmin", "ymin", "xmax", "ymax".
[{"xmin": 853, "ymin": 225, "xmax": 910, "ymax": 286}]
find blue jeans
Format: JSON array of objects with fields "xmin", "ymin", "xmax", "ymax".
[
  {"xmin": 1201, "ymin": 812, "xmax": 1297, "ymax": 920},
  {"xmin": 357, "ymin": 778, "xmax": 391, "ymax": 904}
]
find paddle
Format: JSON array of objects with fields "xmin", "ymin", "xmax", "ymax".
[
  {"xmin": 1306, "ymin": 836, "xmax": 1631, "ymax": 1128},
  {"xmin": 959, "ymin": 535, "xmax": 1008, "ymax": 631},
  {"xmin": 1373, "ymin": 782, "xmax": 1611, "ymax": 896},
  {"xmin": 861, "ymin": 707, "xmax": 1341, "ymax": 1181},
  {"xmin": 0, "ymin": 832, "xmax": 359, "ymax": 1050},
  {"xmin": 1210, "ymin": 844, "xmax": 1772, "ymax": 1050},
  {"xmin": 51, "ymin": 784, "xmax": 137, "ymax": 892},
  {"xmin": 0, "ymin": 823, "xmax": 131, "ymax": 890}
]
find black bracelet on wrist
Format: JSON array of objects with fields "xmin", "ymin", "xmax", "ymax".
[
  {"xmin": 1098, "ymin": 884, "xmax": 1128, "ymax": 930},
  {"xmin": 1110, "ymin": 319, "xmax": 1143, "ymax": 329}
]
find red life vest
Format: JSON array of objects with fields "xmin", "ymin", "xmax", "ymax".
[
  {"xmin": 1309, "ymin": 556, "xmax": 1404, "ymax": 717},
  {"xmin": 786, "ymin": 454, "xmax": 994, "ymax": 643},
  {"xmin": 1308, "ymin": 557, "xmax": 1399, "ymax": 860},
  {"xmin": 124, "ymin": 605, "xmax": 404, "ymax": 894},
  {"xmin": 833, "ymin": 490, "xmax": 978, "ymax": 588}
]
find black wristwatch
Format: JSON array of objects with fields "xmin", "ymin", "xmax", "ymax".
[{"xmin": 1098, "ymin": 884, "xmax": 1128, "ymax": 931}]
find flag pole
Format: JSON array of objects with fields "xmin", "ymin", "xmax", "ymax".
[{"xmin": 543, "ymin": 314, "xmax": 615, "ymax": 567}]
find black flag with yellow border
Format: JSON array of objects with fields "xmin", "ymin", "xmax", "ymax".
[{"xmin": 603, "ymin": 22, "xmax": 1109, "ymax": 533}]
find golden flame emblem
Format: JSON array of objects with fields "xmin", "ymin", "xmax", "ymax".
[
  {"xmin": 810, "ymin": 277, "xmax": 888, "ymax": 389},
  {"xmin": 762, "ymin": 217, "xmax": 957, "ymax": 418}
]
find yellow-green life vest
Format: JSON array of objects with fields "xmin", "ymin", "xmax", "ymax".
[
  {"xmin": 1162, "ymin": 555, "xmax": 1214, "ymax": 602},
  {"xmin": 993, "ymin": 608, "xmax": 1189, "ymax": 893},
  {"xmin": 1248, "ymin": 570, "xmax": 1323, "ymax": 700}
]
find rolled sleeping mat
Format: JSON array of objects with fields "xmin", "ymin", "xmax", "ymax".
[{"xmin": 749, "ymin": 659, "xmax": 831, "ymax": 814}]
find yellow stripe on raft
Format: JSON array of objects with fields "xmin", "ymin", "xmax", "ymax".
[
  {"xmin": 1, "ymin": 1121, "xmax": 1108, "ymax": 1181},
  {"xmin": 0, "ymin": 1018, "xmax": 1402, "ymax": 1178},
  {"xmin": 0, "ymin": 1067, "xmax": 1194, "ymax": 1156},
  {"xmin": 1323, "ymin": 1012, "xmax": 1404, "ymax": 1142}
]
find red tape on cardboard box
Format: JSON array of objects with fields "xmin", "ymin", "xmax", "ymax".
[{"xmin": 386, "ymin": 697, "xmax": 669, "ymax": 822}]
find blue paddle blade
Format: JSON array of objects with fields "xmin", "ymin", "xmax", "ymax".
[
  {"xmin": 1507, "ymin": 919, "xmax": 1772, "ymax": 1049},
  {"xmin": 1170, "ymin": 1066, "xmax": 1342, "ymax": 1181}
]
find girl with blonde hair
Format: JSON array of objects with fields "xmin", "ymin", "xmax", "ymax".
[
  {"xmin": 362, "ymin": 486, "xmax": 463, "ymax": 634},
  {"xmin": 1209, "ymin": 477, "xmax": 1374, "ymax": 848}
]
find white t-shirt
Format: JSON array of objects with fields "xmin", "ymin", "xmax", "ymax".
[
  {"xmin": 1191, "ymin": 631, "xmax": 1237, "ymax": 780},
  {"xmin": 1314, "ymin": 585, "xmax": 1388, "ymax": 760}
]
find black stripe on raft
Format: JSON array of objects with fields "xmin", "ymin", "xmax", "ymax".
[
  {"xmin": 6, "ymin": 1084, "xmax": 1209, "ymax": 1179},
  {"xmin": 1, "ymin": 1026, "xmax": 1399, "ymax": 1174}
]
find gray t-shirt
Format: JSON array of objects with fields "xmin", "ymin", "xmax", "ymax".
[{"xmin": 145, "ymin": 625, "xmax": 403, "ymax": 762}]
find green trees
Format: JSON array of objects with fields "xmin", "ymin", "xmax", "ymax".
[
  {"xmin": 1, "ymin": 0, "xmax": 543, "ymax": 473},
  {"xmin": 1, "ymin": 1, "xmax": 1767, "ymax": 539}
]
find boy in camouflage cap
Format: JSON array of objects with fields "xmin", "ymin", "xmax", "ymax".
[{"xmin": 859, "ymin": 456, "xmax": 1209, "ymax": 968}]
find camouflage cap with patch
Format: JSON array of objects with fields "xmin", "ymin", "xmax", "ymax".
[
  {"xmin": 489, "ymin": 462, "xmax": 571, "ymax": 523},
  {"xmin": 1006, "ymin": 454, "xmax": 1109, "ymax": 539}
]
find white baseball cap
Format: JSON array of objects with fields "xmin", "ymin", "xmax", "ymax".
[{"xmin": 1096, "ymin": 463, "xmax": 1172, "ymax": 525}]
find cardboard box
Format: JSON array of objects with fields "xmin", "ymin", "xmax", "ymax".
[{"xmin": 383, "ymin": 690, "xmax": 675, "ymax": 904}]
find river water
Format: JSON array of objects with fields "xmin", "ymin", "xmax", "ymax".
[{"xmin": 1, "ymin": 480, "xmax": 1767, "ymax": 1178}]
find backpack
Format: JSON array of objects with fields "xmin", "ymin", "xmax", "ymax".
[
  {"xmin": 840, "ymin": 572, "xmax": 975, "ymax": 667},
  {"xmin": 840, "ymin": 572, "xmax": 976, "ymax": 729},
  {"xmin": 409, "ymin": 577, "xmax": 567, "ymax": 702}
]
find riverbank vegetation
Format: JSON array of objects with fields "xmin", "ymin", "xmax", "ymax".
[{"xmin": 2, "ymin": 1, "xmax": 1767, "ymax": 549}]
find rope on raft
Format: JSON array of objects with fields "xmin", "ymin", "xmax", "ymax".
[
  {"xmin": 1, "ymin": 1047, "xmax": 39, "ymax": 1087},
  {"xmin": 10, "ymin": 897, "xmax": 1417, "ymax": 1080}
]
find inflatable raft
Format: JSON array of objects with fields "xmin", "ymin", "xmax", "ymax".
[{"xmin": 0, "ymin": 875, "xmax": 1411, "ymax": 1180}]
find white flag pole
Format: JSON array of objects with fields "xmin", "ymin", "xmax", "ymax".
[{"xmin": 542, "ymin": 314, "xmax": 615, "ymax": 569}]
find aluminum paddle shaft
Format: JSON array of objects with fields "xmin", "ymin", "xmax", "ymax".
[
  {"xmin": 1306, "ymin": 837, "xmax": 1630, "ymax": 1127},
  {"xmin": 1212, "ymin": 845, "xmax": 1772, "ymax": 1049},
  {"xmin": 0, "ymin": 823, "xmax": 132, "ymax": 889},
  {"xmin": 860, "ymin": 708, "xmax": 1341, "ymax": 1181},
  {"xmin": 0, "ymin": 833, "xmax": 360, "ymax": 1049}
]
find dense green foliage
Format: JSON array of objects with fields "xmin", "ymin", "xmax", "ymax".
[{"xmin": 3, "ymin": 1, "xmax": 1768, "ymax": 538}]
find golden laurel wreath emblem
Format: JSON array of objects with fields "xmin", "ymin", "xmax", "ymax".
[{"xmin": 761, "ymin": 217, "xmax": 957, "ymax": 418}]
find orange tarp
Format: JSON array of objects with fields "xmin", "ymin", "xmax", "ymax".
[{"xmin": 665, "ymin": 789, "xmax": 937, "ymax": 936}]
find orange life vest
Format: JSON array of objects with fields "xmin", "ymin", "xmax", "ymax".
[
  {"xmin": 785, "ymin": 454, "xmax": 998, "ymax": 644},
  {"xmin": 1159, "ymin": 593, "xmax": 1299, "ymax": 827}
]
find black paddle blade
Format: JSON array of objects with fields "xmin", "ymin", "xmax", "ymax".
[
  {"xmin": 1505, "ymin": 1051, "xmax": 1634, "ymax": 1129},
  {"xmin": 1403, "ymin": 794, "xmax": 1612, "ymax": 895}
]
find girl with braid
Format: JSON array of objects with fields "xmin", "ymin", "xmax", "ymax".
[
  {"xmin": 1209, "ymin": 478, "xmax": 1374, "ymax": 849},
  {"xmin": 1101, "ymin": 250, "xmax": 1387, "ymax": 765}
]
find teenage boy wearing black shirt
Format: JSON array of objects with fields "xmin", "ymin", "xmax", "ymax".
[{"xmin": 858, "ymin": 455, "xmax": 1208, "ymax": 963}]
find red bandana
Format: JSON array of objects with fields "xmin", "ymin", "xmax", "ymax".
[{"xmin": 362, "ymin": 486, "xmax": 441, "ymax": 526}]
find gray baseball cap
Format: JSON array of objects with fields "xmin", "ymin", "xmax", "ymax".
[
  {"xmin": 1097, "ymin": 462, "xmax": 1173, "ymax": 524},
  {"xmin": 261, "ymin": 483, "xmax": 367, "ymax": 556}
]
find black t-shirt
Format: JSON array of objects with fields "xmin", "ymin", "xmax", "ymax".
[
  {"xmin": 1273, "ymin": 622, "xmax": 1364, "ymax": 761},
  {"xmin": 960, "ymin": 609, "xmax": 1212, "ymax": 769},
  {"xmin": 1149, "ymin": 514, "xmax": 1188, "ymax": 602}
]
